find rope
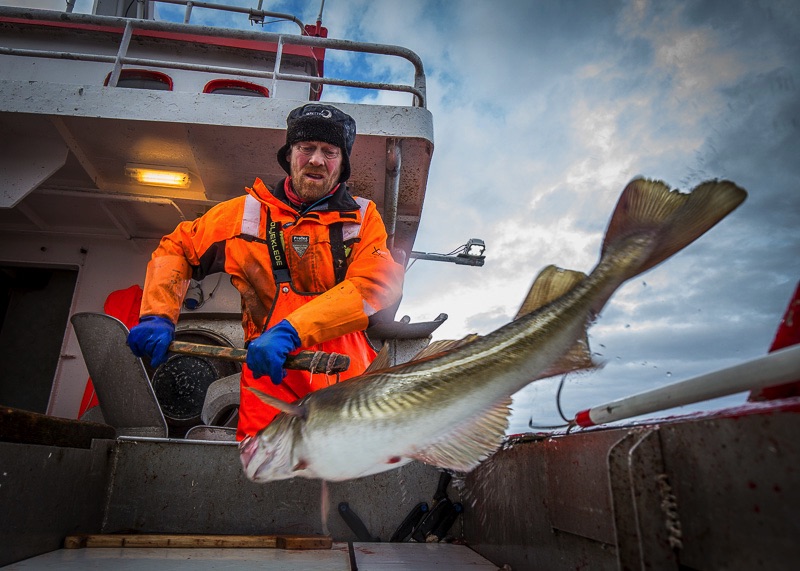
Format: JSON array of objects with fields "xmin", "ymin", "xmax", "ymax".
[
  {"xmin": 309, "ymin": 351, "xmax": 325, "ymax": 373},
  {"xmin": 656, "ymin": 473, "xmax": 683, "ymax": 550}
]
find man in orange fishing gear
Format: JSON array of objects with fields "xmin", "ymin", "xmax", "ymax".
[{"xmin": 127, "ymin": 104, "xmax": 405, "ymax": 440}]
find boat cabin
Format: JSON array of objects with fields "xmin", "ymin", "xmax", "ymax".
[{"xmin": 0, "ymin": 2, "xmax": 434, "ymax": 425}]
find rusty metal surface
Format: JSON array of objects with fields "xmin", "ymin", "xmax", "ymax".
[
  {"xmin": 463, "ymin": 407, "xmax": 800, "ymax": 571},
  {"xmin": 659, "ymin": 411, "xmax": 800, "ymax": 570},
  {"xmin": 544, "ymin": 430, "xmax": 622, "ymax": 546},
  {"xmin": 608, "ymin": 429, "xmax": 680, "ymax": 570},
  {"xmin": 0, "ymin": 439, "xmax": 114, "ymax": 567},
  {"xmin": 101, "ymin": 439, "xmax": 450, "ymax": 542},
  {"xmin": 607, "ymin": 431, "xmax": 646, "ymax": 570},
  {"xmin": 462, "ymin": 430, "xmax": 622, "ymax": 571},
  {"xmin": 3, "ymin": 437, "xmax": 449, "ymax": 566}
]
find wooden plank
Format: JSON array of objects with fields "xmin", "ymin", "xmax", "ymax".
[
  {"xmin": 0, "ymin": 406, "xmax": 115, "ymax": 448},
  {"xmin": 64, "ymin": 534, "xmax": 332, "ymax": 550},
  {"xmin": 276, "ymin": 535, "xmax": 334, "ymax": 550}
]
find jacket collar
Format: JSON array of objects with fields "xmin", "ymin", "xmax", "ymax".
[{"xmin": 251, "ymin": 177, "xmax": 360, "ymax": 215}]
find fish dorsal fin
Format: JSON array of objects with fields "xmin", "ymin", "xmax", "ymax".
[
  {"xmin": 363, "ymin": 334, "xmax": 481, "ymax": 373},
  {"xmin": 410, "ymin": 397, "xmax": 512, "ymax": 473},
  {"xmin": 515, "ymin": 266, "xmax": 595, "ymax": 376},
  {"xmin": 515, "ymin": 265, "xmax": 587, "ymax": 319},
  {"xmin": 411, "ymin": 334, "xmax": 481, "ymax": 361},
  {"xmin": 247, "ymin": 387, "xmax": 306, "ymax": 418}
]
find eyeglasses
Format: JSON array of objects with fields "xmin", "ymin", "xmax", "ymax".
[{"xmin": 294, "ymin": 143, "xmax": 341, "ymax": 161}]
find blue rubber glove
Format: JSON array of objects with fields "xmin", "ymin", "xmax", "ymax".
[
  {"xmin": 127, "ymin": 315, "xmax": 175, "ymax": 367},
  {"xmin": 246, "ymin": 320, "xmax": 301, "ymax": 385}
]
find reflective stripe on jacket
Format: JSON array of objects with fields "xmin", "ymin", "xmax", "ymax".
[{"xmin": 140, "ymin": 177, "xmax": 404, "ymax": 348}]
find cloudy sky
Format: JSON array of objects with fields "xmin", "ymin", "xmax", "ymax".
[{"xmin": 12, "ymin": 1, "xmax": 800, "ymax": 432}]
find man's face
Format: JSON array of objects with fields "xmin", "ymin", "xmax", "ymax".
[{"xmin": 288, "ymin": 141, "xmax": 343, "ymax": 202}]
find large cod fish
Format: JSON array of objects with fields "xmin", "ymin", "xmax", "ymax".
[{"xmin": 240, "ymin": 178, "xmax": 746, "ymax": 483}]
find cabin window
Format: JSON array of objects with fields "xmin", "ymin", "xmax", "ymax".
[
  {"xmin": 104, "ymin": 69, "xmax": 174, "ymax": 90},
  {"xmin": 203, "ymin": 79, "xmax": 269, "ymax": 97}
]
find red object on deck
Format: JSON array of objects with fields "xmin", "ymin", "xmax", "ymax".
[
  {"xmin": 749, "ymin": 281, "xmax": 800, "ymax": 401},
  {"xmin": 77, "ymin": 285, "xmax": 143, "ymax": 418}
]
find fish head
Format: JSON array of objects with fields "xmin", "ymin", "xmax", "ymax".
[{"xmin": 239, "ymin": 415, "xmax": 300, "ymax": 483}]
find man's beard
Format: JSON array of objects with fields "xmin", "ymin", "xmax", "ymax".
[{"xmin": 292, "ymin": 166, "xmax": 338, "ymax": 202}]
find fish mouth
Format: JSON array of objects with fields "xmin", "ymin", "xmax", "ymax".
[
  {"xmin": 239, "ymin": 434, "xmax": 282, "ymax": 482},
  {"xmin": 238, "ymin": 436, "xmax": 260, "ymax": 474}
]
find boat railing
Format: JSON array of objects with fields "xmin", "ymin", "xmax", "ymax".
[
  {"xmin": 149, "ymin": 0, "xmax": 306, "ymax": 33},
  {"xmin": 0, "ymin": 5, "xmax": 426, "ymax": 106}
]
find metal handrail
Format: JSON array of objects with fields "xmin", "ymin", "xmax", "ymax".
[
  {"xmin": 0, "ymin": 6, "xmax": 426, "ymax": 107},
  {"xmin": 153, "ymin": 0, "xmax": 306, "ymax": 31}
]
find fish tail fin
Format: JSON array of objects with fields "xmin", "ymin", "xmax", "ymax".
[
  {"xmin": 520, "ymin": 266, "xmax": 596, "ymax": 376},
  {"xmin": 601, "ymin": 178, "xmax": 747, "ymax": 283}
]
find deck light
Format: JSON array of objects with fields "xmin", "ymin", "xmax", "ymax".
[
  {"xmin": 126, "ymin": 164, "xmax": 190, "ymax": 188},
  {"xmin": 408, "ymin": 238, "xmax": 487, "ymax": 267}
]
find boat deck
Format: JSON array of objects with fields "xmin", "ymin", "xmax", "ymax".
[{"xmin": 3, "ymin": 543, "xmax": 498, "ymax": 570}]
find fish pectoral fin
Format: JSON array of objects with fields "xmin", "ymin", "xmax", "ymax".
[
  {"xmin": 247, "ymin": 387, "xmax": 306, "ymax": 418},
  {"xmin": 410, "ymin": 398, "xmax": 512, "ymax": 473},
  {"xmin": 540, "ymin": 331, "xmax": 596, "ymax": 378}
]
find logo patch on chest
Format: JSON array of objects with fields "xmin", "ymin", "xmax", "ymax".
[{"xmin": 292, "ymin": 235, "xmax": 310, "ymax": 257}]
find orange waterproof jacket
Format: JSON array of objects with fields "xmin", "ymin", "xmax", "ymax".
[{"xmin": 140, "ymin": 176, "xmax": 404, "ymax": 353}]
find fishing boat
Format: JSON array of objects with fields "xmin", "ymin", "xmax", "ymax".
[{"xmin": 1, "ymin": 2, "xmax": 798, "ymax": 569}]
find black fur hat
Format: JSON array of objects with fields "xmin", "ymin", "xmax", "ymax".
[{"xmin": 277, "ymin": 104, "xmax": 356, "ymax": 183}]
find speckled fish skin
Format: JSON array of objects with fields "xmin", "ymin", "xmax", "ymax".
[{"xmin": 239, "ymin": 178, "xmax": 747, "ymax": 483}]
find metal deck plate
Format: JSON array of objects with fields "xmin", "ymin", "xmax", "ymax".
[{"xmin": 4, "ymin": 543, "xmax": 497, "ymax": 570}]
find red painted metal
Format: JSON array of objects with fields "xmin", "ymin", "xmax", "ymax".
[
  {"xmin": 203, "ymin": 79, "xmax": 269, "ymax": 97},
  {"xmin": 304, "ymin": 22, "xmax": 328, "ymax": 100},
  {"xmin": 103, "ymin": 68, "xmax": 174, "ymax": 89},
  {"xmin": 750, "ymin": 281, "xmax": 800, "ymax": 401},
  {"xmin": 0, "ymin": 16, "xmax": 321, "ymax": 61}
]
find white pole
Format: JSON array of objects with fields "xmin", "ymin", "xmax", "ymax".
[{"xmin": 574, "ymin": 344, "xmax": 800, "ymax": 427}]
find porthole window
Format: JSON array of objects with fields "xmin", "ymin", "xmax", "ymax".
[
  {"xmin": 104, "ymin": 69, "xmax": 173, "ymax": 90},
  {"xmin": 203, "ymin": 79, "xmax": 269, "ymax": 98}
]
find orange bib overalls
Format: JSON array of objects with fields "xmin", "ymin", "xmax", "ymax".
[{"xmin": 237, "ymin": 206, "xmax": 376, "ymax": 439}]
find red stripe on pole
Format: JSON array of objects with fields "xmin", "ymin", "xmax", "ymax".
[{"xmin": 575, "ymin": 409, "xmax": 594, "ymax": 427}]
